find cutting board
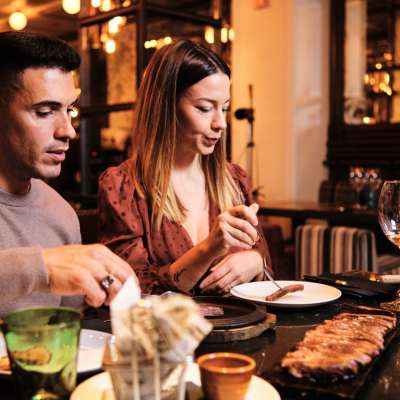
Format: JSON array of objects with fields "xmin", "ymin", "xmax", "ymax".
[{"xmin": 202, "ymin": 313, "xmax": 276, "ymax": 343}]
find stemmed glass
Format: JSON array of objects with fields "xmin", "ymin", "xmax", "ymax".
[
  {"xmin": 349, "ymin": 167, "xmax": 367, "ymax": 208},
  {"xmin": 366, "ymin": 168, "xmax": 383, "ymax": 191},
  {"xmin": 377, "ymin": 181, "xmax": 400, "ymax": 310}
]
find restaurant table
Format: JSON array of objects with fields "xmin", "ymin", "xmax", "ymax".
[{"xmin": 1, "ymin": 293, "xmax": 400, "ymax": 400}]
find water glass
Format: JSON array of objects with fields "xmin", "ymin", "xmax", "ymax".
[{"xmin": 0, "ymin": 306, "xmax": 81, "ymax": 400}]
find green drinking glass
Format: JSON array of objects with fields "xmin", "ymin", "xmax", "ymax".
[{"xmin": 0, "ymin": 306, "xmax": 81, "ymax": 400}]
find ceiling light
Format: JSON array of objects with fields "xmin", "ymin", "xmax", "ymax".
[
  {"xmin": 109, "ymin": 19, "xmax": 118, "ymax": 33},
  {"xmin": 106, "ymin": 39, "xmax": 115, "ymax": 53},
  {"xmin": 62, "ymin": 0, "xmax": 81, "ymax": 14},
  {"xmin": 101, "ymin": 0, "xmax": 112, "ymax": 11},
  {"xmin": 205, "ymin": 27, "xmax": 214, "ymax": 44},
  {"xmin": 9, "ymin": 12, "xmax": 27, "ymax": 31},
  {"xmin": 221, "ymin": 28, "xmax": 228, "ymax": 43},
  {"xmin": 92, "ymin": 0, "xmax": 101, "ymax": 7}
]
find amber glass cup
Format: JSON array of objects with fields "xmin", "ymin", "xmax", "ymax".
[{"xmin": 197, "ymin": 352, "xmax": 256, "ymax": 400}]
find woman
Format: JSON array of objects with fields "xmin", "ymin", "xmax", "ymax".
[{"xmin": 98, "ymin": 38, "xmax": 273, "ymax": 296}]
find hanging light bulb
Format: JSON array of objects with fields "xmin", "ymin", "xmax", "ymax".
[
  {"xmin": 62, "ymin": 0, "xmax": 80, "ymax": 14},
  {"xmin": 221, "ymin": 28, "xmax": 228, "ymax": 43},
  {"xmin": 9, "ymin": 12, "xmax": 27, "ymax": 30},
  {"xmin": 229, "ymin": 29, "xmax": 235, "ymax": 41},
  {"xmin": 92, "ymin": 0, "xmax": 101, "ymax": 7},
  {"xmin": 106, "ymin": 39, "xmax": 115, "ymax": 53},
  {"xmin": 109, "ymin": 18, "xmax": 119, "ymax": 33},
  {"xmin": 101, "ymin": 0, "xmax": 112, "ymax": 11},
  {"xmin": 204, "ymin": 27, "xmax": 214, "ymax": 44}
]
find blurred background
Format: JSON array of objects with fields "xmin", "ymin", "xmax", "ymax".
[{"xmin": 2, "ymin": 0, "xmax": 400, "ymax": 246}]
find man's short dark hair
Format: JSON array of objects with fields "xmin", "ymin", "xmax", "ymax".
[{"xmin": 0, "ymin": 31, "xmax": 81, "ymax": 103}]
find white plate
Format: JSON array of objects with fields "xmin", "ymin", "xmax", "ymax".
[
  {"xmin": 71, "ymin": 364, "xmax": 281, "ymax": 400},
  {"xmin": 231, "ymin": 281, "xmax": 341, "ymax": 308},
  {"xmin": 0, "ymin": 329, "xmax": 112, "ymax": 377}
]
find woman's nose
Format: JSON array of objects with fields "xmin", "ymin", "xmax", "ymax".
[{"xmin": 212, "ymin": 109, "xmax": 227, "ymax": 131}]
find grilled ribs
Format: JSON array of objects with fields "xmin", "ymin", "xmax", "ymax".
[{"xmin": 281, "ymin": 306, "xmax": 396, "ymax": 380}]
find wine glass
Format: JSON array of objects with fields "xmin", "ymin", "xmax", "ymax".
[
  {"xmin": 349, "ymin": 167, "xmax": 366, "ymax": 208},
  {"xmin": 365, "ymin": 168, "xmax": 383, "ymax": 209},
  {"xmin": 366, "ymin": 168, "xmax": 383, "ymax": 191},
  {"xmin": 377, "ymin": 181, "xmax": 400, "ymax": 310}
]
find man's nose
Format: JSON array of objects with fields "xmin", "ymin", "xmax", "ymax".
[{"xmin": 55, "ymin": 111, "xmax": 76, "ymax": 140}]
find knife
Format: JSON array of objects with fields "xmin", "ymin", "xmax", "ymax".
[{"xmin": 303, "ymin": 275, "xmax": 392, "ymax": 295}]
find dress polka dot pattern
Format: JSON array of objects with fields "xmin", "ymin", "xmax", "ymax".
[{"xmin": 97, "ymin": 162, "xmax": 272, "ymax": 295}]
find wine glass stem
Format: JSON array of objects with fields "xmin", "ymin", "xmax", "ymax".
[{"xmin": 356, "ymin": 188, "xmax": 361, "ymax": 207}]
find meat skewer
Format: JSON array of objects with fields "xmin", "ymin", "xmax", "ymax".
[{"xmin": 265, "ymin": 284, "xmax": 304, "ymax": 301}]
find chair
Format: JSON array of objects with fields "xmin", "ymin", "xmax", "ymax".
[
  {"xmin": 76, "ymin": 209, "xmax": 98, "ymax": 245},
  {"xmin": 258, "ymin": 218, "xmax": 295, "ymax": 280},
  {"xmin": 295, "ymin": 224, "xmax": 378, "ymax": 279},
  {"xmin": 378, "ymin": 254, "xmax": 400, "ymax": 275}
]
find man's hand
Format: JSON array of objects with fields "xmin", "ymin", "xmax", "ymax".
[{"xmin": 42, "ymin": 244, "xmax": 138, "ymax": 307}]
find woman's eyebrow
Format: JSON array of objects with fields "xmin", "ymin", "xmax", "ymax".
[{"xmin": 195, "ymin": 98, "xmax": 231, "ymax": 103}]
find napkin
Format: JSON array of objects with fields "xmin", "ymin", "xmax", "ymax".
[
  {"xmin": 110, "ymin": 276, "xmax": 141, "ymax": 355},
  {"xmin": 110, "ymin": 279, "xmax": 213, "ymax": 362}
]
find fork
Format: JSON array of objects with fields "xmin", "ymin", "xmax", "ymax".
[{"xmin": 239, "ymin": 192, "xmax": 282, "ymax": 291}]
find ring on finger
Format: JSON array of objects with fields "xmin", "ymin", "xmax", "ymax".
[
  {"xmin": 230, "ymin": 283, "xmax": 234, "ymax": 289},
  {"xmin": 100, "ymin": 274, "xmax": 115, "ymax": 291}
]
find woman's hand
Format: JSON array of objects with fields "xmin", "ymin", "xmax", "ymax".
[
  {"xmin": 198, "ymin": 250, "xmax": 264, "ymax": 295},
  {"xmin": 203, "ymin": 203, "xmax": 260, "ymax": 258}
]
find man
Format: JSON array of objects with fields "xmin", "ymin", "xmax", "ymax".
[{"xmin": 0, "ymin": 31, "xmax": 137, "ymax": 316}]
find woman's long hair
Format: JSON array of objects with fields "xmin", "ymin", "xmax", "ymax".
[{"xmin": 128, "ymin": 38, "xmax": 238, "ymax": 229}]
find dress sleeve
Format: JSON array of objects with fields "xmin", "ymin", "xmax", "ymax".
[
  {"xmin": 228, "ymin": 164, "xmax": 274, "ymax": 279},
  {"xmin": 97, "ymin": 167, "xmax": 193, "ymax": 295}
]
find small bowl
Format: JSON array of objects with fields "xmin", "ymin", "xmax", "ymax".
[{"xmin": 197, "ymin": 352, "xmax": 256, "ymax": 400}]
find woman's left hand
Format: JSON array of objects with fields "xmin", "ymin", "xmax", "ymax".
[{"xmin": 198, "ymin": 250, "xmax": 264, "ymax": 295}]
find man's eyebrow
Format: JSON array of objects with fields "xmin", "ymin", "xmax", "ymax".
[
  {"xmin": 33, "ymin": 98, "xmax": 78, "ymax": 107},
  {"xmin": 196, "ymin": 98, "xmax": 231, "ymax": 103}
]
